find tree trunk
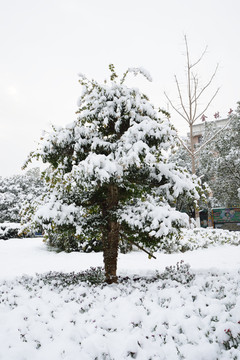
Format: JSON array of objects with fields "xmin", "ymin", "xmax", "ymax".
[
  {"xmin": 190, "ymin": 123, "xmax": 201, "ymax": 227},
  {"xmin": 102, "ymin": 184, "xmax": 119, "ymax": 284}
]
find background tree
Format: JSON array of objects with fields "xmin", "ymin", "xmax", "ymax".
[
  {"xmin": 203, "ymin": 103, "xmax": 240, "ymax": 207},
  {"xmin": 170, "ymin": 135, "xmax": 210, "ymax": 218},
  {"xmin": 26, "ymin": 65, "xmax": 202, "ymax": 283},
  {"xmin": 0, "ymin": 168, "xmax": 43, "ymax": 223},
  {"xmin": 164, "ymin": 35, "xmax": 221, "ymax": 225},
  {"xmin": 172, "ymin": 102, "xmax": 240, "ymax": 209}
]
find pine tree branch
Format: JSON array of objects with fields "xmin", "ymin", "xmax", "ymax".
[{"xmin": 120, "ymin": 233, "xmax": 157, "ymax": 259}]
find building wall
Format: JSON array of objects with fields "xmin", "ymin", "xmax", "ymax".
[{"xmin": 191, "ymin": 118, "xmax": 228, "ymax": 145}]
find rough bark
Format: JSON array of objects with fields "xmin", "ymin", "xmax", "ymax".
[{"xmin": 102, "ymin": 184, "xmax": 119, "ymax": 284}]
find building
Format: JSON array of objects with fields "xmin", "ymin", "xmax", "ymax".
[{"xmin": 191, "ymin": 118, "xmax": 228, "ymax": 146}]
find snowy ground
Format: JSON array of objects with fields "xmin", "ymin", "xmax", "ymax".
[{"xmin": 1, "ymin": 237, "xmax": 240, "ymax": 359}]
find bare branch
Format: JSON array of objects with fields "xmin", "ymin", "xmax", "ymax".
[
  {"xmin": 174, "ymin": 75, "xmax": 190, "ymax": 122},
  {"xmin": 176, "ymin": 135, "xmax": 194, "ymax": 157},
  {"xmin": 184, "ymin": 35, "xmax": 208, "ymax": 69},
  {"xmin": 185, "ymin": 36, "xmax": 197, "ymax": 126},
  {"xmin": 184, "ymin": 34, "xmax": 191, "ymax": 71},
  {"xmin": 164, "ymin": 91, "xmax": 189, "ymax": 123},
  {"xmin": 195, "ymin": 87, "xmax": 220, "ymax": 122},
  {"xmin": 191, "ymin": 46, "xmax": 208, "ymax": 68},
  {"xmin": 190, "ymin": 74, "xmax": 198, "ymax": 102},
  {"xmin": 195, "ymin": 64, "xmax": 219, "ymax": 102},
  {"xmin": 191, "ymin": 74, "xmax": 198, "ymax": 121}
]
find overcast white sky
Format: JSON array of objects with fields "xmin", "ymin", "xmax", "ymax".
[{"xmin": 0, "ymin": 0, "xmax": 240, "ymax": 177}]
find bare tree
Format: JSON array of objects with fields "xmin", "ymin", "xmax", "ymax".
[{"xmin": 164, "ymin": 35, "xmax": 222, "ymax": 226}]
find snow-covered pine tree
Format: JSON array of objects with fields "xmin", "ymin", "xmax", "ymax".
[{"xmin": 26, "ymin": 65, "xmax": 202, "ymax": 283}]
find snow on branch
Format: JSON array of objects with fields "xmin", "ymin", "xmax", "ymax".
[{"xmin": 127, "ymin": 67, "xmax": 153, "ymax": 82}]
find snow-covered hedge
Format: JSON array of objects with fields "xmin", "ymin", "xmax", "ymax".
[
  {"xmin": 1, "ymin": 266, "xmax": 240, "ymax": 359},
  {"xmin": 0, "ymin": 222, "xmax": 37, "ymax": 240},
  {"xmin": 43, "ymin": 227, "xmax": 240, "ymax": 254},
  {"xmin": 131, "ymin": 228, "xmax": 240, "ymax": 254},
  {"xmin": 161, "ymin": 228, "xmax": 240, "ymax": 253},
  {"xmin": 0, "ymin": 223, "xmax": 21, "ymax": 240}
]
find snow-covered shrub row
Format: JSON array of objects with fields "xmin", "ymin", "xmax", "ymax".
[
  {"xmin": 1, "ymin": 268, "xmax": 240, "ymax": 359},
  {"xmin": 43, "ymin": 227, "xmax": 240, "ymax": 255},
  {"xmin": 0, "ymin": 222, "xmax": 21, "ymax": 240},
  {"xmin": 0, "ymin": 222, "xmax": 37, "ymax": 240},
  {"xmin": 135, "ymin": 227, "xmax": 240, "ymax": 255},
  {"xmin": 32, "ymin": 267, "xmax": 105, "ymax": 287},
  {"xmin": 152, "ymin": 228, "xmax": 240, "ymax": 254},
  {"xmin": 6, "ymin": 261, "xmax": 194, "ymax": 288},
  {"xmin": 177, "ymin": 228, "xmax": 240, "ymax": 252}
]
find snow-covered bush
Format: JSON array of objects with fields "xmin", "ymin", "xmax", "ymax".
[
  {"xmin": 1, "ymin": 261, "xmax": 240, "ymax": 359},
  {"xmin": 25, "ymin": 65, "xmax": 203, "ymax": 283},
  {"xmin": 34, "ymin": 267, "xmax": 105, "ymax": 286},
  {"xmin": 146, "ymin": 228, "xmax": 240, "ymax": 254},
  {"xmin": 0, "ymin": 222, "xmax": 21, "ymax": 240},
  {"xmin": 176, "ymin": 228, "xmax": 240, "ymax": 252},
  {"xmin": 132, "ymin": 228, "xmax": 240, "ymax": 254},
  {"xmin": 160, "ymin": 260, "xmax": 195, "ymax": 284},
  {"xmin": 223, "ymin": 327, "xmax": 240, "ymax": 350}
]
